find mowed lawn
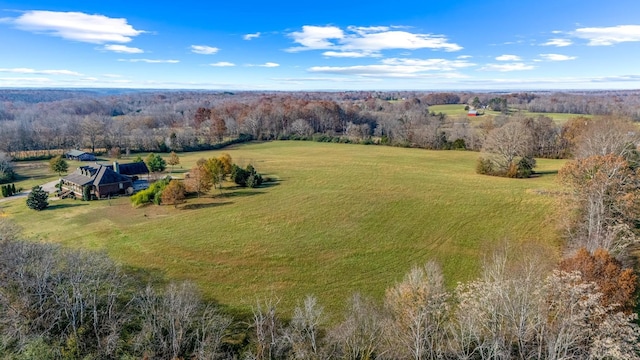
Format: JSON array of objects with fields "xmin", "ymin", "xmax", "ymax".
[{"xmin": 2, "ymin": 141, "xmax": 566, "ymax": 317}]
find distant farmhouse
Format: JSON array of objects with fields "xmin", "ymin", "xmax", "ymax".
[
  {"xmin": 60, "ymin": 161, "xmax": 149, "ymax": 199},
  {"xmin": 65, "ymin": 150, "xmax": 96, "ymax": 161}
]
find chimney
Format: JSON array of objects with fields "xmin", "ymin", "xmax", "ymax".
[{"xmin": 113, "ymin": 161, "xmax": 120, "ymax": 174}]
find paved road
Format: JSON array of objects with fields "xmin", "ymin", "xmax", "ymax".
[{"xmin": 0, "ymin": 180, "xmax": 60, "ymax": 203}]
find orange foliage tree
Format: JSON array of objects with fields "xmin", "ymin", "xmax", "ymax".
[
  {"xmin": 559, "ymin": 247, "xmax": 637, "ymax": 313},
  {"xmin": 160, "ymin": 180, "xmax": 186, "ymax": 208}
]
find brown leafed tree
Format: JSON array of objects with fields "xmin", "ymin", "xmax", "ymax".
[
  {"xmin": 559, "ymin": 247, "xmax": 637, "ymax": 313},
  {"xmin": 211, "ymin": 116, "xmax": 227, "ymax": 143},
  {"xmin": 161, "ymin": 180, "xmax": 186, "ymax": 208},
  {"xmin": 558, "ymin": 154, "xmax": 640, "ymax": 254},
  {"xmin": 167, "ymin": 151, "xmax": 180, "ymax": 173},
  {"xmin": 194, "ymin": 107, "xmax": 211, "ymax": 130},
  {"xmin": 184, "ymin": 163, "xmax": 212, "ymax": 197}
]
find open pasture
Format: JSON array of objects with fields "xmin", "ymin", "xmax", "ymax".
[
  {"xmin": 2, "ymin": 141, "xmax": 565, "ymax": 317},
  {"xmin": 429, "ymin": 104, "xmax": 590, "ymax": 123}
]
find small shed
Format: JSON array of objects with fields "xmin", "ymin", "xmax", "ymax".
[
  {"xmin": 467, "ymin": 110, "xmax": 479, "ymax": 117},
  {"xmin": 66, "ymin": 150, "xmax": 96, "ymax": 161}
]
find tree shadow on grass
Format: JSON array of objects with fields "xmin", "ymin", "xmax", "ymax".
[
  {"xmin": 259, "ymin": 179, "xmax": 282, "ymax": 188},
  {"xmin": 531, "ymin": 170, "xmax": 559, "ymax": 177},
  {"xmin": 47, "ymin": 203, "xmax": 90, "ymax": 210},
  {"xmin": 119, "ymin": 263, "xmax": 254, "ymax": 323},
  {"xmin": 13, "ymin": 173, "xmax": 50, "ymax": 182},
  {"xmin": 180, "ymin": 201, "xmax": 233, "ymax": 210},
  {"xmin": 222, "ymin": 191, "xmax": 264, "ymax": 198}
]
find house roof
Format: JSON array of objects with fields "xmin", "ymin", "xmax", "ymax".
[
  {"xmin": 67, "ymin": 149, "xmax": 86, "ymax": 157},
  {"xmin": 109, "ymin": 162, "xmax": 149, "ymax": 175},
  {"xmin": 63, "ymin": 165, "xmax": 132, "ymax": 187},
  {"xmin": 98, "ymin": 161, "xmax": 149, "ymax": 175}
]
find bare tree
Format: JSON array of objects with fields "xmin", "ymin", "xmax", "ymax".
[
  {"xmin": 481, "ymin": 121, "xmax": 534, "ymax": 176},
  {"xmin": 573, "ymin": 116, "xmax": 639, "ymax": 160},
  {"xmin": 135, "ymin": 282, "xmax": 230, "ymax": 359},
  {"xmin": 326, "ymin": 293, "xmax": 385, "ymax": 360},
  {"xmin": 383, "ymin": 261, "xmax": 450, "ymax": 360},
  {"xmin": 81, "ymin": 115, "xmax": 106, "ymax": 153},
  {"xmin": 285, "ymin": 295, "xmax": 325, "ymax": 359},
  {"xmin": 558, "ymin": 154, "xmax": 640, "ymax": 255},
  {"xmin": 251, "ymin": 297, "xmax": 288, "ymax": 360}
]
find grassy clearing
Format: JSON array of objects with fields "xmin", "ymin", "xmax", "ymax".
[
  {"xmin": 429, "ymin": 104, "xmax": 591, "ymax": 124},
  {"xmin": 2, "ymin": 142, "xmax": 566, "ymax": 319}
]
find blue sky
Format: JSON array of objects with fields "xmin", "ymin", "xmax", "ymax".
[{"xmin": 1, "ymin": 0, "xmax": 640, "ymax": 90}]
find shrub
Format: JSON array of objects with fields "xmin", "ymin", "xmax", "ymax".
[
  {"xmin": 452, "ymin": 138, "xmax": 466, "ymax": 150},
  {"xmin": 131, "ymin": 177, "xmax": 171, "ymax": 207},
  {"xmin": 82, "ymin": 185, "xmax": 92, "ymax": 201},
  {"xmin": 516, "ymin": 156, "xmax": 536, "ymax": 178},
  {"xmin": 232, "ymin": 164, "xmax": 263, "ymax": 188},
  {"xmin": 476, "ymin": 157, "xmax": 494, "ymax": 175}
]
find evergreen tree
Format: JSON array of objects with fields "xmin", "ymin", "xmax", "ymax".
[{"xmin": 26, "ymin": 186, "xmax": 49, "ymax": 211}]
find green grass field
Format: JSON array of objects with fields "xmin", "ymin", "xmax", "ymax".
[
  {"xmin": 1, "ymin": 142, "xmax": 566, "ymax": 318},
  {"xmin": 429, "ymin": 104, "xmax": 591, "ymax": 124}
]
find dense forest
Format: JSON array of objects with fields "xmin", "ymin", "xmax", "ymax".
[{"xmin": 1, "ymin": 89, "xmax": 640, "ymax": 159}]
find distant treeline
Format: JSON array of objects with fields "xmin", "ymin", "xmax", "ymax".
[{"xmin": 1, "ymin": 90, "xmax": 639, "ymax": 159}]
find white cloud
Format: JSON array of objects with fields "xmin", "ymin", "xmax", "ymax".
[
  {"xmin": 102, "ymin": 73, "xmax": 123, "ymax": 78},
  {"xmin": 308, "ymin": 57, "xmax": 474, "ymax": 78},
  {"xmin": 287, "ymin": 25, "xmax": 461, "ymax": 54},
  {"xmin": 245, "ymin": 62, "xmax": 280, "ymax": 67},
  {"xmin": 273, "ymin": 76, "xmax": 381, "ymax": 83},
  {"xmin": 381, "ymin": 58, "xmax": 475, "ymax": 70},
  {"xmin": 539, "ymin": 53, "xmax": 576, "ymax": 61},
  {"xmin": 342, "ymin": 30, "xmax": 462, "ymax": 52},
  {"xmin": 322, "ymin": 51, "xmax": 381, "ymax": 58},
  {"xmin": 288, "ymin": 25, "xmax": 344, "ymax": 51},
  {"xmin": 495, "ymin": 54, "xmax": 521, "ymax": 61},
  {"xmin": 480, "ymin": 63, "xmax": 535, "ymax": 72},
  {"xmin": 346, "ymin": 25, "xmax": 390, "ymax": 35},
  {"xmin": 102, "ymin": 44, "xmax": 143, "ymax": 53},
  {"xmin": 541, "ymin": 38, "xmax": 573, "ymax": 47},
  {"xmin": 210, "ymin": 62, "xmax": 235, "ymax": 67},
  {"xmin": 118, "ymin": 59, "xmax": 179, "ymax": 63},
  {"xmin": 574, "ymin": 25, "xmax": 640, "ymax": 45},
  {"xmin": 0, "ymin": 67, "xmax": 82, "ymax": 76},
  {"xmin": 243, "ymin": 32, "xmax": 261, "ymax": 40},
  {"xmin": 457, "ymin": 55, "xmax": 472, "ymax": 59},
  {"xmin": 8, "ymin": 10, "xmax": 143, "ymax": 43},
  {"xmin": 191, "ymin": 45, "xmax": 219, "ymax": 55}
]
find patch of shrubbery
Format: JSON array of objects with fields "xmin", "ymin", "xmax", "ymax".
[
  {"xmin": 1, "ymin": 184, "xmax": 16, "ymax": 197},
  {"xmin": 131, "ymin": 177, "xmax": 171, "ymax": 206},
  {"xmin": 476, "ymin": 156, "xmax": 537, "ymax": 178},
  {"xmin": 231, "ymin": 164, "xmax": 263, "ymax": 188}
]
